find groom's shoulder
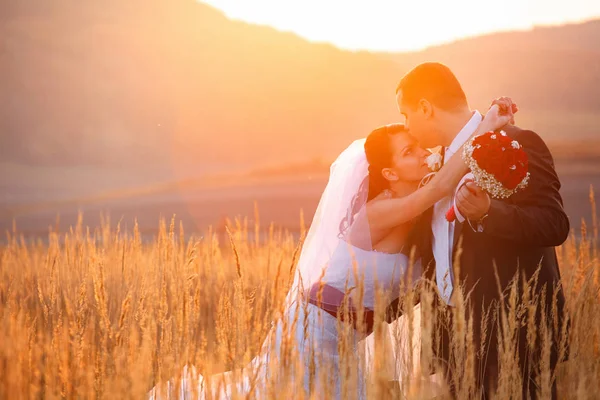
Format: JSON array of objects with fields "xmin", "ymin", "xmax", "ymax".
[
  {"xmin": 500, "ymin": 125, "xmax": 557, "ymax": 165},
  {"xmin": 499, "ymin": 125, "xmax": 550, "ymax": 150},
  {"xmin": 499, "ymin": 124, "xmax": 527, "ymax": 138}
]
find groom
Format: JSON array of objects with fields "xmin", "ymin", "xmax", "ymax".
[{"xmin": 395, "ymin": 62, "xmax": 569, "ymax": 398}]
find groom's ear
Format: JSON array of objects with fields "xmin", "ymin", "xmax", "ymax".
[
  {"xmin": 418, "ymin": 98, "xmax": 433, "ymax": 119},
  {"xmin": 381, "ymin": 168, "xmax": 399, "ymax": 182}
]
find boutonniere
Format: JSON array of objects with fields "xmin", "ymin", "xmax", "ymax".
[{"xmin": 426, "ymin": 149, "xmax": 443, "ymax": 172}]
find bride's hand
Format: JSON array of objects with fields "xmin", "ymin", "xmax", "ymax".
[{"xmin": 481, "ymin": 97, "xmax": 518, "ymax": 131}]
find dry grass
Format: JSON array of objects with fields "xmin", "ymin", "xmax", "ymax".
[{"xmin": 0, "ymin": 190, "xmax": 599, "ymax": 399}]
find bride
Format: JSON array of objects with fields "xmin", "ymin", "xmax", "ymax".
[{"xmin": 149, "ymin": 100, "xmax": 515, "ymax": 399}]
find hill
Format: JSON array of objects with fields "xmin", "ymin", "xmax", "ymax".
[
  {"xmin": 386, "ymin": 19, "xmax": 600, "ymax": 113},
  {"xmin": 1, "ymin": 0, "xmax": 598, "ymax": 203}
]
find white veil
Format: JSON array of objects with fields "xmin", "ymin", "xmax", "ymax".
[{"xmin": 288, "ymin": 138, "xmax": 372, "ymax": 299}]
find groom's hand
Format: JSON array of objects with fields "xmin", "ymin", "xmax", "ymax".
[{"xmin": 456, "ymin": 181, "xmax": 491, "ymax": 221}]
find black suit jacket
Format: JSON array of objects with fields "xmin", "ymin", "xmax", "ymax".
[
  {"xmin": 453, "ymin": 125, "xmax": 568, "ymax": 316},
  {"xmin": 416, "ymin": 125, "xmax": 568, "ymax": 300},
  {"xmin": 400, "ymin": 125, "xmax": 569, "ymax": 395}
]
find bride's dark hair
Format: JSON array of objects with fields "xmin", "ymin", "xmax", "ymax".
[{"xmin": 364, "ymin": 123, "xmax": 407, "ymax": 201}]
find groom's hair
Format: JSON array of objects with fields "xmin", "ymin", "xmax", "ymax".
[{"xmin": 396, "ymin": 62, "xmax": 468, "ymax": 111}]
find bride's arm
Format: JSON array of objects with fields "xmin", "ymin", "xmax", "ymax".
[{"xmin": 367, "ymin": 102, "xmax": 514, "ymax": 231}]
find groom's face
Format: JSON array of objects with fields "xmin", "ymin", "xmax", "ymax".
[{"xmin": 396, "ymin": 90, "xmax": 438, "ymax": 148}]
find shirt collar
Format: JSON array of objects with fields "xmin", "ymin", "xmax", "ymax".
[{"xmin": 448, "ymin": 110, "xmax": 482, "ymax": 155}]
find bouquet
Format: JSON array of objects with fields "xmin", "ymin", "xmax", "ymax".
[{"xmin": 446, "ymin": 130, "xmax": 530, "ymax": 222}]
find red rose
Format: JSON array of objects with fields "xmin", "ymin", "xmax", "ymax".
[
  {"xmin": 500, "ymin": 152, "xmax": 518, "ymax": 189},
  {"xmin": 507, "ymin": 150, "xmax": 529, "ymax": 189},
  {"xmin": 515, "ymin": 150, "xmax": 528, "ymax": 169},
  {"xmin": 498, "ymin": 135, "xmax": 513, "ymax": 147},
  {"xmin": 505, "ymin": 170, "xmax": 522, "ymax": 190},
  {"xmin": 484, "ymin": 146, "xmax": 505, "ymax": 176},
  {"xmin": 472, "ymin": 146, "xmax": 490, "ymax": 169},
  {"xmin": 472, "ymin": 133, "xmax": 495, "ymax": 148},
  {"xmin": 495, "ymin": 165, "xmax": 512, "ymax": 186},
  {"xmin": 468, "ymin": 131, "xmax": 529, "ymax": 193}
]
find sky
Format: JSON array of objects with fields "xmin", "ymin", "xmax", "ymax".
[{"xmin": 201, "ymin": 0, "xmax": 600, "ymax": 51}]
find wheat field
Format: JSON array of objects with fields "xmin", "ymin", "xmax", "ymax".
[{"xmin": 0, "ymin": 190, "xmax": 599, "ymax": 399}]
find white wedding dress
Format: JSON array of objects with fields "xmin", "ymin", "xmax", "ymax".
[
  {"xmin": 149, "ymin": 138, "xmax": 426, "ymax": 399},
  {"xmin": 149, "ymin": 242, "xmax": 421, "ymax": 399}
]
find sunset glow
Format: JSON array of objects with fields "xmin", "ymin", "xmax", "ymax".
[{"xmin": 201, "ymin": 0, "xmax": 600, "ymax": 51}]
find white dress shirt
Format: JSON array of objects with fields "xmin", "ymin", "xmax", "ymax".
[{"xmin": 433, "ymin": 111, "xmax": 482, "ymax": 305}]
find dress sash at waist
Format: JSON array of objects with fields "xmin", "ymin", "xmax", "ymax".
[{"xmin": 306, "ymin": 283, "xmax": 375, "ymax": 333}]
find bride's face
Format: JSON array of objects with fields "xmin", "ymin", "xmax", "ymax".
[{"xmin": 383, "ymin": 133, "xmax": 431, "ymax": 184}]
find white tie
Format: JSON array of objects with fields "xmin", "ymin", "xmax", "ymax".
[{"xmin": 433, "ymin": 146, "xmax": 454, "ymax": 304}]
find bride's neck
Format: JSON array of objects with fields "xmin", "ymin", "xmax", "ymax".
[{"xmin": 388, "ymin": 181, "xmax": 418, "ymax": 199}]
